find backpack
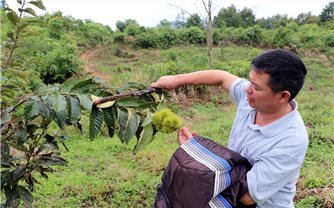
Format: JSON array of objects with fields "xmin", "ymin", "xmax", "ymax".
[{"xmin": 154, "ymin": 135, "xmax": 256, "ymax": 208}]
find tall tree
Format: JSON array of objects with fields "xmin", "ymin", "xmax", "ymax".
[
  {"xmin": 186, "ymin": 13, "xmax": 203, "ymax": 29},
  {"xmin": 319, "ymin": 2, "xmax": 334, "ymax": 23},
  {"xmin": 213, "ymin": 5, "xmax": 241, "ymax": 28},
  {"xmin": 202, "ymin": 0, "xmax": 214, "ymax": 69}
]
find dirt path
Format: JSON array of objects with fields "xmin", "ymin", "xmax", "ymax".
[{"xmin": 80, "ymin": 48, "xmax": 112, "ymax": 82}]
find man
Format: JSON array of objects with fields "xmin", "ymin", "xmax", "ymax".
[{"xmin": 151, "ymin": 49, "xmax": 308, "ymax": 207}]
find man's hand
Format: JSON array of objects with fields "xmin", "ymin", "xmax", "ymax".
[
  {"xmin": 178, "ymin": 127, "xmax": 196, "ymax": 145},
  {"xmin": 150, "ymin": 75, "xmax": 183, "ymax": 91},
  {"xmin": 240, "ymin": 192, "xmax": 256, "ymax": 205}
]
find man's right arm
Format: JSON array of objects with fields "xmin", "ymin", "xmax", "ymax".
[{"xmin": 150, "ymin": 70, "xmax": 239, "ymax": 93}]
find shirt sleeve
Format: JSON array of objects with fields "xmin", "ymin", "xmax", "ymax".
[
  {"xmin": 229, "ymin": 78, "xmax": 249, "ymax": 106},
  {"xmin": 246, "ymin": 143, "xmax": 305, "ymax": 205}
]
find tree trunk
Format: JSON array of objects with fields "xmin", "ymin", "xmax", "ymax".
[{"xmin": 203, "ymin": 0, "xmax": 214, "ymax": 69}]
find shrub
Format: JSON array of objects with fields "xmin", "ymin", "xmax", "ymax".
[
  {"xmin": 323, "ymin": 31, "xmax": 334, "ymax": 47},
  {"xmin": 156, "ymin": 27, "xmax": 178, "ymax": 49},
  {"xmin": 36, "ymin": 41, "xmax": 81, "ymax": 84},
  {"xmin": 179, "ymin": 26, "xmax": 206, "ymax": 45},
  {"xmin": 134, "ymin": 31, "xmax": 158, "ymax": 48}
]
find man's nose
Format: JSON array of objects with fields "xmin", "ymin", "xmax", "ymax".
[{"xmin": 245, "ymin": 84, "xmax": 252, "ymax": 94}]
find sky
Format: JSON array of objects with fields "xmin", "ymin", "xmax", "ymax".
[{"xmin": 7, "ymin": 0, "xmax": 333, "ymax": 30}]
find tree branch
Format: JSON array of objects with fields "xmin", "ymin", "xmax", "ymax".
[{"xmin": 93, "ymin": 87, "xmax": 157, "ymax": 106}]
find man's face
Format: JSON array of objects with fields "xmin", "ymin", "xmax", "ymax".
[{"xmin": 245, "ymin": 69, "xmax": 281, "ymax": 112}]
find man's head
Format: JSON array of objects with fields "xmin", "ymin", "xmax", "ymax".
[{"xmin": 251, "ymin": 49, "xmax": 307, "ymax": 101}]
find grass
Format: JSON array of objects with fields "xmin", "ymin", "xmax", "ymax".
[{"xmin": 29, "ymin": 44, "xmax": 334, "ymax": 207}]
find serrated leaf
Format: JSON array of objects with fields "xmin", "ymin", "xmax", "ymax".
[
  {"xmin": 54, "ymin": 95, "xmax": 67, "ymax": 129},
  {"xmin": 89, "ymin": 106, "xmax": 103, "ymax": 140},
  {"xmin": 21, "ymin": 7, "xmax": 37, "ymax": 16},
  {"xmin": 133, "ymin": 123, "xmax": 155, "ymax": 153},
  {"xmin": 23, "ymin": 98, "xmax": 41, "ymax": 120},
  {"xmin": 77, "ymin": 94, "xmax": 92, "ymax": 110},
  {"xmin": 70, "ymin": 78, "xmax": 95, "ymax": 94},
  {"xmin": 1, "ymin": 107, "xmax": 13, "ymax": 125},
  {"xmin": 67, "ymin": 96, "xmax": 80, "ymax": 124},
  {"xmin": 102, "ymin": 107, "xmax": 117, "ymax": 138},
  {"xmin": 141, "ymin": 111, "xmax": 153, "ymax": 127},
  {"xmin": 6, "ymin": 10, "xmax": 19, "ymax": 25},
  {"xmin": 29, "ymin": 0, "xmax": 46, "ymax": 10},
  {"xmin": 17, "ymin": 185, "xmax": 33, "ymax": 207},
  {"xmin": 117, "ymin": 108, "xmax": 140, "ymax": 144},
  {"xmin": 117, "ymin": 97, "xmax": 148, "ymax": 107},
  {"xmin": 60, "ymin": 77, "xmax": 81, "ymax": 93}
]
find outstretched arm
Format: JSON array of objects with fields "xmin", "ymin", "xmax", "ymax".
[{"xmin": 151, "ymin": 70, "xmax": 239, "ymax": 93}]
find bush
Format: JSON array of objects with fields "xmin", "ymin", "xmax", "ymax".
[
  {"xmin": 156, "ymin": 27, "xmax": 178, "ymax": 49},
  {"xmin": 241, "ymin": 25, "xmax": 263, "ymax": 46},
  {"xmin": 36, "ymin": 40, "xmax": 81, "ymax": 84},
  {"xmin": 179, "ymin": 26, "xmax": 206, "ymax": 45},
  {"xmin": 134, "ymin": 31, "xmax": 158, "ymax": 48},
  {"xmin": 75, "ymin": 22, "xmax": 113, "ymax": 48},
  {"xmin": 323, "ymin": 31, "xmax": 334, "ymax": 47}
]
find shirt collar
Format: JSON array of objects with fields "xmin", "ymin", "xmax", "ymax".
[{"xmin": 249, "ymin": 100, "xmax": 299, "ymax": 137}]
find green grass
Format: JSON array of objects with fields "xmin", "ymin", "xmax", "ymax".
[{"xmin": 30, "ymin": 45, "xmax": 334, "ymax": 207}]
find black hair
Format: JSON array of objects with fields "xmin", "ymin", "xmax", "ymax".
[{"xmin": 251, "ymin": 49, "xmax": 307, "ymax": 101}]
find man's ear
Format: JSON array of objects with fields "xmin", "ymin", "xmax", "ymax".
[{"xmin": 278, "ymin": 90, "xmax": 291, "ymax": 103}]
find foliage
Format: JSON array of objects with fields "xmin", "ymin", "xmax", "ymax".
[
  {"xmin": 0, "ymin": 77, "xmax": 106, "ymax": 207},
  {"xmin": 319, "ymin": 2, "xmax": 334, "ymax": 24},
  {"xmin": 186, "ymin": 13, "xmax": 203, "ymax": 29},
  {"xmin": 88, "ymin": 82, "xmax": 169, "ymax": 153},
  {"xmin": 74, "ymin": 22, "xmax": 113, "ymax": 48},
  {"xmin": 35, "ymin": 39, "xmax": 81, "ymax": 84},
  {"xmin": 179, "ymin": 26, "xmax": 206, "ymax": 45}
]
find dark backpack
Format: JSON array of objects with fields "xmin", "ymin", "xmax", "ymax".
[{"xmin": 154, "ymin": 135, "xmax": 256, "ymax": 208}]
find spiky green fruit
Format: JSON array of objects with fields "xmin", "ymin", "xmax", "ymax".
[{"xmin": 152, "ymin": 108, "xmax": 182, "ymax": 133}]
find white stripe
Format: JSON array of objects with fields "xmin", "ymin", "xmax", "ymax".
[{"xmin": 181, "ymin": 139, "xmax": 231, "ymax": 197}]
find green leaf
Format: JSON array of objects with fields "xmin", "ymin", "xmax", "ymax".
[
  {"xmin": 133, "ymin": 123, "xmax": 155, "ymax": 153},
  {"xmin": 29, "ymin": 0, "xmax": 46, "ymax": 10},
  {"xmin": 141, "ymin": 111, "xmax": 153, "ymax": 127},
  {"xmin": 117, "ymin": 108, "xmax": 140, "ymax": 144},
  {"xmin": 1, "ymin": 107, "xmax": 13, "ymax": 125},
  {"xmin": 1, "ymin": 142, "xmax": 11, "ymax": 164},
  {"xmin": 89, "ymin": 106, "xmax": 103, "ymax": 140},
  {"xmin": 102, "ymin": 107, "xmax": 117, "ymax": 138},
  {"xmin": 24, "ymin": 98, "xmax": 41, "ymax": 120},
  {"xmin": 54, "ymin": 95, "xmax": 67, "ymax": 129},
  {"xmin": 14, "ymin": 122, "xmax": 27, "ymax": 143},
  {"xmin": 17, "ymin": 22, "xmax": 29, "ymax": 33},
  {"xmin": 22, "ymin": 7, "xmax": 37, "ymax": 16},
  {"xmin": 17, "ymin": 185, "xmax": 33, "ymax": 207},
  {"xmin": 6, "ymin": 10, "xmax": 19, "ymax": 25},
  {"xmin": 13, "ymin": 166, "xmax": 26, "ymax": 182},
  {"xmin": 123, "ymin": 82, "xmax": 147, "ymax": 90},
  {"xmin": 77, "ymin": 94, "xmax": 92, "ymax": 110},
  {"xmin": 67, "ymin": 96, "xmax": 81, "ymax": 124},
  {"xmin": 117, "ymin": 97, "xmax": 148, "ymax": 107},
  {"xmin": 17, "ymin": 0, "xmax": 23, "ymax": 4},
  {"xmin": 70, "ymin": 78, "xmax": 96, "ymax": 94}
]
